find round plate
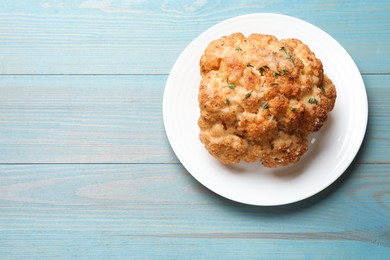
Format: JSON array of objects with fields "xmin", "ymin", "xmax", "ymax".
[{"xmin": 163, "ymin": 13, "xmax": 368, "ymax": 206}]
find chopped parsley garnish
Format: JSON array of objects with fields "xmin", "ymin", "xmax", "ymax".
[
  {"xmin": 226, "ymin": 98, "xmax": 231, "ymax": 106},
  {"xmin": 308, "ymin": 97, "xmax": 318, "ymax": 104},
  {"xmin": 280, "ymin": 46, "xmax": 295, "ymax": 64},
  {"xmin": 244, "ymin": 91, "xmax": 252, "ymax": 99},
  {"xmin": 319, "ymin": 85, "xmax": 326, "ymax": 94},
  {"xmin": 291, "ymin": 108, "xmax": 297, "ymax": 112},
  {"xmin": 273, "ymin": 71, "xmax": 281, "ymax": 77},
  {"xmin": 235, "ymin": 47, "xmax": 243, "ymax": 51},
  {"xmin": 228, "ymin": 84, "xmax": 235, "ymax": 89},
  {"xmin": 258, "ymin": 65, "xmax": 269, "ymax": 74},
  {"xmin": 287, "ymin": 56, "xmax": 295, "ymax": 64},
  {"xmin": 262, "ymin": 102, "xmax": 269, "ymax": 109},
  {"xmin": 273, "ymin": 68, "xmax": 288, "ymax": 76},
  {"xmin": 246, "ymin": 63, "xmax": 254, "ymax": 68}
]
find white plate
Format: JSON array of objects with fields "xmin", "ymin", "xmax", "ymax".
[{"xmin": 163, "ymin": 13, "xmax": 368, "ymax": 206}]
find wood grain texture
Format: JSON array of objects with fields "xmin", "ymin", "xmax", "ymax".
[
  {"xmin": 0, "ymin": 0, "xmax": 389, "ymax": 74},
  {"xmin": 0, "ymin": 163, "xmax": 390, "ymax": 258},
  {"xmin": 1, "ymin": 0, "xmax": 389, "ymax": 258},
  {"xmin": 0, "ymin": 75, "xmax": 176, "ymax": 163},
  {"xmin": 0, "ymin": 74, "xmax": 388, "ymax": 163}
]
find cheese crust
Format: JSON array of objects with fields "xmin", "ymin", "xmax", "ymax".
[{"xmin": 198, "ymin": 33, "xmax": 336, "ymax": 167}]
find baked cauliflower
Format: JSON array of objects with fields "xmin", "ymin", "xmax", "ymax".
[{"xmin": 198, "ymin": 33, "xmax": 336, "ymax": 167}]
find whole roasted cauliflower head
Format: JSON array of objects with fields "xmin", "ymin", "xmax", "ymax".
[{"xmin": 198, "ymin": 33, "xmax": 336, "ymax": 167}]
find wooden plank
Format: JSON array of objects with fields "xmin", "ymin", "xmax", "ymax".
[
  {"xmin": 0, "ymin": 74, "xmax": 176, "ymax": 163},
  {"xmin": 356, "ymin": 75, "xmax": 390, "ymax": 163},
  {"xmin": 0, "ymin": 75, "xmax": 388, "ymax": 163},
  {"xmin": 0, "ymin": 163, "xmax": 389, "ymax": 258},
  {"xmin": 0, "ymin": 0, "xmax": 389, "ymax": 74}
]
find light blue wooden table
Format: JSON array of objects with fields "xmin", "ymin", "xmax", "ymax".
[{"xmin": 1, "ymin": 1, "xmax": 389, "ymax": 258}]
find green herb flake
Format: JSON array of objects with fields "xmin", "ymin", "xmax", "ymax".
[
  {"xmin": 235, "ymin": 47, "xmax": 243, "ymax": 51},
  {"xmin": 319, "ymin": 85, "xmax": 326, "ymax": 94},
  {"xmin": 308, "ymin": 97, "xmax": 318, "ymax": 104},
  {"xmin": 273, "ymin": 71, "xmax": 281, "ymax": 77},
  {"xmin": 291, "ymin": 108, "xmax": 297, "ymax": 112},
  {"xmin": 228, "ymin": 84, "xmax": 235, "ymax": 89},
  {"xmin": 280, "ymin": 46, "xmax": 295, "ymax": 64},
  {"xmin": 244, "ymin": 91, "xmax": 252, "ymax": 99},
  {"xmin": 262, "ymin": 102, "xmax": 269, "ymax": 109},
  {"xmin": 246, "ymin": 63, "xmax": 254, "ymax": 68},
  {"xmin": 287, "ymin": 55, "xmax": 295, "ymax": 64},
  {"xmin": 226, "ymin": 98, "xmax": 231, "ymax": 106},
  {"xmin": 280, "ymin": 46, "xmax": 288, "ymax": 55},
  {"xmin": 282, "ymin": 68, "xmax": 288, "ymax": 75},
  {"xmin": 258, "ymin": 65, "xmax": 269, "ymax": 74}
]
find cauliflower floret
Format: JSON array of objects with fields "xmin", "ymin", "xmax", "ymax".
[{"xmin": 198, "ymin": 33, "xmax": 336, "ymax": 167}]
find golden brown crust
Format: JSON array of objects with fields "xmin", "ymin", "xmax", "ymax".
[{"xmin": 198, "ymin": 33, "xmax": 336, "ymax": 167}]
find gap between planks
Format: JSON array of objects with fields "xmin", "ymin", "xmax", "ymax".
[
  {"xmin": 0, "ymin": 73, "xmax": 389, "ymax": 76},
  {"xmin": 0, "ymin": 162, "xmax": 388, "ymax": 165},
  {"xmin": 0, "ymin": 73, "xmax": 168, "ymax": 76},
  {"xmin": 0, "ymin": 162, "xmax": 181, "ymax": 165}
]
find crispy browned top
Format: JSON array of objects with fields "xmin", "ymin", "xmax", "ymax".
[{"xmin": 198, "ymin": 33, "xmax": 336, "ymax": 167}]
